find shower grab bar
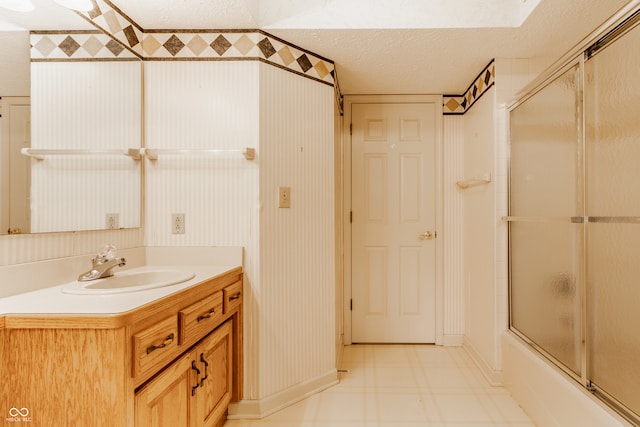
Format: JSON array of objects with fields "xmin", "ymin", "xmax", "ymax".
[
  {"xmin": 21, "ymin": 147, "xmax": 141, "ymax": 160},
  {"xmin": 456, "ymin": 172, "xmax": 491, "ymax": 189},
  {"xmin": 502, "ymin": 216, "xmax": 640, "ymax": 224},
  {"xmin": 142, "ymin": 147, "xmax": 256, "ymax": 160}
]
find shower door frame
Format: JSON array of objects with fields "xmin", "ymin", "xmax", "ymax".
[
  {"xmin": 505, "ymin": 55, "xmax": 589, "ymax": 390},
  {"xmin": 506, "ymin": 8, "xmax": 640, "ymax": 424}
]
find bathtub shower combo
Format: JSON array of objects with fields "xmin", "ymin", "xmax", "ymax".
[{"xmin": 507, "ymin": 10, "xmax": 640, "ymax": 425}]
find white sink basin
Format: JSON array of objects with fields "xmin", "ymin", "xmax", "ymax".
[{"xmin": 61, "ymin": 268, "xmax": 195, "ymax": 295}]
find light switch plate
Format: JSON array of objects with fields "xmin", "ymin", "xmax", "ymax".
[{"xmin": 279, "ymin": 186, "xmax": 291, "ymax": 208}]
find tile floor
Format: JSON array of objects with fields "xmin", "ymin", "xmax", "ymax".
[{"xmin": 224, "ymin": 344, "xmax": 536, "ymax": 427}]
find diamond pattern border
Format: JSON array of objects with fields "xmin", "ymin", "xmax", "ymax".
[
  {"xmin": 77, "ymin": 0, "xmax": 145, "ymax": 57},
  {"xmin": 443, "ymin": 59, "xmax": 495, "ymax": 115},
  {"xmin": 34, "ymin": 0, "xmax": 506, "ymax": 115},
  {"xmin": 69, "ymin": 0, "xmax": 336, "ymax": 86},
  {"xmin": 141, "ymin": 31, "xmax": 336, "ymax": 86},
  {"xmin": 31, "ymin": 32, "xmax": 138, "ymax": 60}
]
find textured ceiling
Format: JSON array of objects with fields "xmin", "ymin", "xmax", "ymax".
[
  {"xmin": 114, "ymin": 0, "xmax": 543, "ymax": 29},
  {"xmin": 263, "ymin": 0, "xmax": 631, "ymax": 94},
  {"xmin": 0, "ymin": 0, "xmax": 632, "ymax": 94}
]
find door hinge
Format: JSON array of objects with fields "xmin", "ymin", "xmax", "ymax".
[
  {"xmin": 350, "ymin": 123, "xmax": 353, "ymax": 135},
  {"xmin": 350, "ymin": 211, "xmax": 353, "ymax": 223},
  {"xmin": 350, "ymin": 299, "xmax": 353, "ymax": 311}
]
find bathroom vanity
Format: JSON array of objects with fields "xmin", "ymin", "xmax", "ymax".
[{"xmin": 0, "ymin": 264, "xmax": 243, "ymax": 427}]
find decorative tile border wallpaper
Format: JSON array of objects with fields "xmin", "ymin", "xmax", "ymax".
[
  {"xmin": 443, "ymin": 59, "xmax": 495, "ymax": 115},
  {"xmin": 142, "ymin": 31, "xmax": 335, "ymax": 86},
  {"xmin": 66, "ymin": 0, "xmax": 336, "ymax": 87},
  {"xmin": 32, "ymin": 0, "xmax": 499, "ymax": 114},
  {"xmin": 30, "ymin": 31, "xmax": 138, "ymax": 60},
  {"xmin": 78, "ymin": 0, "xmax": 144, "ymax": 58}
]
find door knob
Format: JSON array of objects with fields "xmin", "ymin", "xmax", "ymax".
[{"xmin": 418, "ymin": 231, "xmax": 434, "ymax": 240}]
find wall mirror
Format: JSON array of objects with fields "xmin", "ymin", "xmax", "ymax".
[{"xmin": 0, "ymin": 0, "xmax": 142, "ymax": 235}]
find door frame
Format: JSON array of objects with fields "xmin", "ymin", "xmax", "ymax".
[
  {"xmin": 342, "ymin": 94, "xmax": 444, "ymax": 345},
  {"xmin": 0, "ymin": 96, "xmax": 31, "ymax": 235}
]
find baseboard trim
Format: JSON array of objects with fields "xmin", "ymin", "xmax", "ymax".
[
  {"xmin": 228, "ymin": 369, "xmax": 338, "ymax": 419},
  {"xmin": 463, "ymin": 336, "xmax": 503, "ymax": 386},
  {"xmin": 442, "ymin": 334, "xmax": 464, "ymax": 346}
]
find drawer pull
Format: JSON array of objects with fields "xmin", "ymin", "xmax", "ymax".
[
  {"xmin": 191, "ymin": 360, "xmax": 200, "ymax": 396},
  {"xmin": 229, "ymin": 292, "xmax": 241, "ymax": 301},
  {"xmin": 196, "ymin": 308, "xmax": 216, "ymax": 322},
  {"xmin": 199, "ymin": 353, "xmax": 209, "ymax": 386},
  {"xmin": 146, "ymin": 333, "xmax": 174, "ymax": 354}
]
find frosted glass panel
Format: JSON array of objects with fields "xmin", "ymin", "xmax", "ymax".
[
  {"xmin": 510, "ymin": 222, "xmax": 582, "ymax": 374},
  {"xmin": 586, "ymin": 28, "xmax": 640, "ymax": 217},
  {"xmin": 509, "ymin": 14, "xmax": 640, "ymax": 423},
  {"xmin": 509, "ymin": 65, "xmax": 582, "ymax": 375},
  {"xmin": 510, "ymin": 66, "xmax": 581, "ymax": 217},
  {"xmin": 587, "ymin": 224, "xmax": 640, "ymax": 416},
  {"xmin": 585, "ymin": 21, "xmax": 640, "ymax": 417}
]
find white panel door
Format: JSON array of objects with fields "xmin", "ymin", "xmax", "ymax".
[{"xmin": 351, "ymin": 102, "xmax": 437, "ymax": 343}]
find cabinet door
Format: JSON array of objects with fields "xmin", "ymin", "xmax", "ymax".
[
  {"xmin": 135, "ymin": 350, "xmax": 199, "ymax": 427},
  {"xmin": 196, "ymin": 320, "xmax": 233, "ymax": 427}
]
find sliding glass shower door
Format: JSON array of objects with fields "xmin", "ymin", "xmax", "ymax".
[
  {"xmin": 509, "ymin": 64, "xmax": 583, "ymax": 377},
  {"xmin": 584, "ymin": 21, "xmax": 640, "ymax": 418},
  {"xmin": 509, "ymin": 12, "xmax": 640, "ymax": 423}
]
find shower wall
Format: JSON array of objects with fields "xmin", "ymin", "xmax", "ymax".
[{"xmin": 508, "ymin": 14, "xmax": 640, "ymax": 423}]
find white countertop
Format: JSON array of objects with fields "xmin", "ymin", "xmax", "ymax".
[{"xmin": 0, "ymin": 264, "xmax": 240, "ymax": 316}]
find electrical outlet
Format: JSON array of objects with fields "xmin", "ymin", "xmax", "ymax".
[
  {"xmin": 279, "ymin": 186, "xmax": 291, "ymax": 208},
  {"xmin": 106, "ymin": 213, "xmax": 119, "ymax": 229},
  {"xmin": 172, "ymin": 213, "xmax": 185, "ymax": 234}
]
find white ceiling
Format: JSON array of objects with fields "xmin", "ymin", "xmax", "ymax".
[{"xmin": 0, "ymin": 0, "xmax": 632, "ymax": 94}]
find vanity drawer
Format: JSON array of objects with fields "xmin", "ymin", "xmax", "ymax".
[
  {"xmin": 223, "ymin": 280, "xmax": 242, "ymax": 314},
  {"xmin": 179, "ymin": 291, "xmax": 223, "ymax": 345},
  {"xmin": 133, "ymin": 315, "xmax": 179, "ymax": 379}
]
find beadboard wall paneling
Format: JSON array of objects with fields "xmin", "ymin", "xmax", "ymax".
[
  {"xmin": 30, "ymin": 61, "xmax": 141, "ymax": 149},
  {"xmin": 143, "ymin": 60, "xmax": 260, "ymax": 248},
  {"xmin": 258, "ymin": 63, "xmax": 336, "ymax": 398},
  {"xmin": 143, "ymin": 60, "xmax": 335, "ymax": 403},
  {"xmin": 30, "ymin": 61, "xmax": 142, "ymax": 232},
  {"xmin": 143, "ymin": 60, "xmax": 262, "ymax": 398},
  {"xmin": 444, "ymin": 116, "xmax": 465, "ymax": 342},
  {"xmin": 462, "ymin": 89, "xmax": 500, "ymax": 380}
]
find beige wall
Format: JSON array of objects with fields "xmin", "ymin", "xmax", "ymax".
[
  {"xmin": 460, "ymin": 58, "xmax": 546, "ymax": 382},
  {"xmin": 144, "ymin": 60, "xmax": 336, "ymax": 409},
  {"xmin": 0, "ymin": 31, "xmax": 29, "ymax": 96},
  {"xmin": 461, "ymin": 89, "xmax": 499, "ymax": 379}
]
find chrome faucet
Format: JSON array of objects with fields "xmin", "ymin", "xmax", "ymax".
[{"xmin": 78, "ymin": 245, "xmax": 126, "ymax": 281}]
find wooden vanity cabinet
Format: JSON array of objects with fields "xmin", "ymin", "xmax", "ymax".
[
  {"xmin": 135, "ymin": 320, "xmax": 232, "ymax": 427},
  {"xmin": 0, "ymin": 267, "xmax": 243, "ymax": 427}
]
